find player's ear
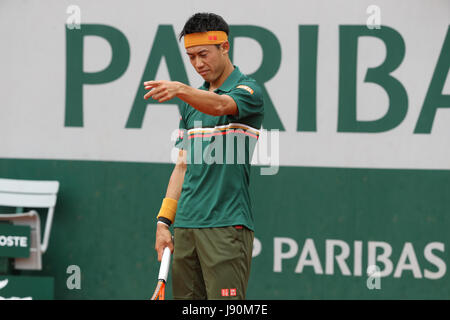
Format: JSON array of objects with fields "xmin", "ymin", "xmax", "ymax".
[{"xmin": 220, "ymin": 41, "xmax": 230, "ymax": 55}]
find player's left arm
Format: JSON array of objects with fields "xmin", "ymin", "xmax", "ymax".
[{"xmin": 143, "ymin": 80, "xmax": 238, "ymax": 116}]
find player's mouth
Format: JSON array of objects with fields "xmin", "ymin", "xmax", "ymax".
[{"xmin": 199, "ymin": 70, "xmax": 209, "ymax": 76}]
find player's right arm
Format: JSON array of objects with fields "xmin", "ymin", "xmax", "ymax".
[{"xmin": 155, "ymin": 149, "xmax": 187, "ymax": 261}]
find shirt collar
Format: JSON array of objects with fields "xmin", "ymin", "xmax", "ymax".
[{"xmin": 202, "ymin": 65, "xmax": 241, "ymax": 93}]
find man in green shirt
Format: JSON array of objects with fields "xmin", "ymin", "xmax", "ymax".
[{"xmin": 145, "ymin": 12, "xmax": 264, "ymax": 299}]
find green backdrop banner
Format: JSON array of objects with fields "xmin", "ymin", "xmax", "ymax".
[{"xmin": 0, "ymin": 159, "xmax": 448, "ymax": 299}]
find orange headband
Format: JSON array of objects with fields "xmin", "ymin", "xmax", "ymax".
[{"xmin": 184, "ymin": 31, "xmax": 228, "ymax": 48}]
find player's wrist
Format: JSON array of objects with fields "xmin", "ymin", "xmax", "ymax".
[
  {"xmin": 175, "ymin": 82, "xmax": 189, "ymax": 99},
  {"xmin": 157, "ymin": 217, "xmax": 172, "ymax": 228},
  {"xmin": 156, "ymin": 197, "xmax": 178, "ymax": 226}
]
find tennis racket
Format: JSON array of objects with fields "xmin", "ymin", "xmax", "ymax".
[{"xmin": 150, "ymin": 247, "xmax": 171, "ymax": 300}]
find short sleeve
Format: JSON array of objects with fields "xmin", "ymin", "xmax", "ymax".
[{"xmin": 225, "ymin": 81, "xmax": 264, "ymax": 120}]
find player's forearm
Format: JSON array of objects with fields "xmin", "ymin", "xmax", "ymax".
[
  {"xmin": 176, "ymin": 83, "xmax": 231, "ymax": 116},
  {"xmin": 165, "ymin": 162, "xmax": 186, "ymax": 201},
  {"xmin": 156, "ymin": 162, "xmax": 185, "ymax": 227}
]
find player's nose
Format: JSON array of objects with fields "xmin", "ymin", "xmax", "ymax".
[{"xmin": 194, "ymin": 57, "xmax": 204, "ymax": 69}]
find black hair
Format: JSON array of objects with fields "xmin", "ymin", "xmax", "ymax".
[{"xmin": 179, "ymin": 12, "xmax": 229, "ymax": 41}]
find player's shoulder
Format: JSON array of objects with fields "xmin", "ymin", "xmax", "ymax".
[
  {"xmin": 232, "ymin": 75, "xmax": 263, "ymax": 107},
  {"xmin": 234, "ymin": 74, "xmax": 263, "ymax": 98}
]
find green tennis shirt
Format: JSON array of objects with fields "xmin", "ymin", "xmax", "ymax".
[{"xmin": 174, "ymin": 66, "xmax": 264, "ymax": 231}]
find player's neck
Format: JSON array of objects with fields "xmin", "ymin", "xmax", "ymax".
[{"xmin": 209, "ymin": 60, "xmax": 234, "ymax": 92}]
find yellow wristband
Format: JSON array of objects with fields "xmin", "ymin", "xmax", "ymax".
[{"xmin": 157, "ymin": 197, "xmax": 178, "ymax": 224}]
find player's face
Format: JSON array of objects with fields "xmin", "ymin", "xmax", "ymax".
[{"xmin": 186, "ymin": 43, "xmax": 228, "ymax": 83}]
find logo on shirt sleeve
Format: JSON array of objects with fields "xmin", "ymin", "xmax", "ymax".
[{"xmin": 236, "ymin": 85, "xmax": 254, "ymax": 95}]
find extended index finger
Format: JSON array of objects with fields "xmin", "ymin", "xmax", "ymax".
[{"xmin": 143, "ymin": 80, "xmax": 161, "ymax": 87}]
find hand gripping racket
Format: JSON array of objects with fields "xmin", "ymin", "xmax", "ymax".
[{"xmin": 150, "ymin": 247, "xmax": 171, "ymax": 300}]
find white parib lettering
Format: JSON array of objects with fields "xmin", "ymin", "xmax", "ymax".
[{"xmin": 272, "ymin": 237, "xmax": 446, "ymax": 280}]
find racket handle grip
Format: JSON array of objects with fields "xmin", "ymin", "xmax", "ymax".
[{"xmin": 158, "ymin": 247, "xmax": 171, "ymax": 282}]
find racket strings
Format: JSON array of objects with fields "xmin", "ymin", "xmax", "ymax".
[{"xmin": 151, "ymin": 281, "xmax": 166, "ymax": 300}]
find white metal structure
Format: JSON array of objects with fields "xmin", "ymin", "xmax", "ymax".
[{"xmin": 0, "ymin": 178, "xmax": 59, "ymax": 270}]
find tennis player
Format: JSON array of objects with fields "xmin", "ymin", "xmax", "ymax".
[{"xmin": 146, "ymin": 12, "xmax": 264, "ymax": 300}]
